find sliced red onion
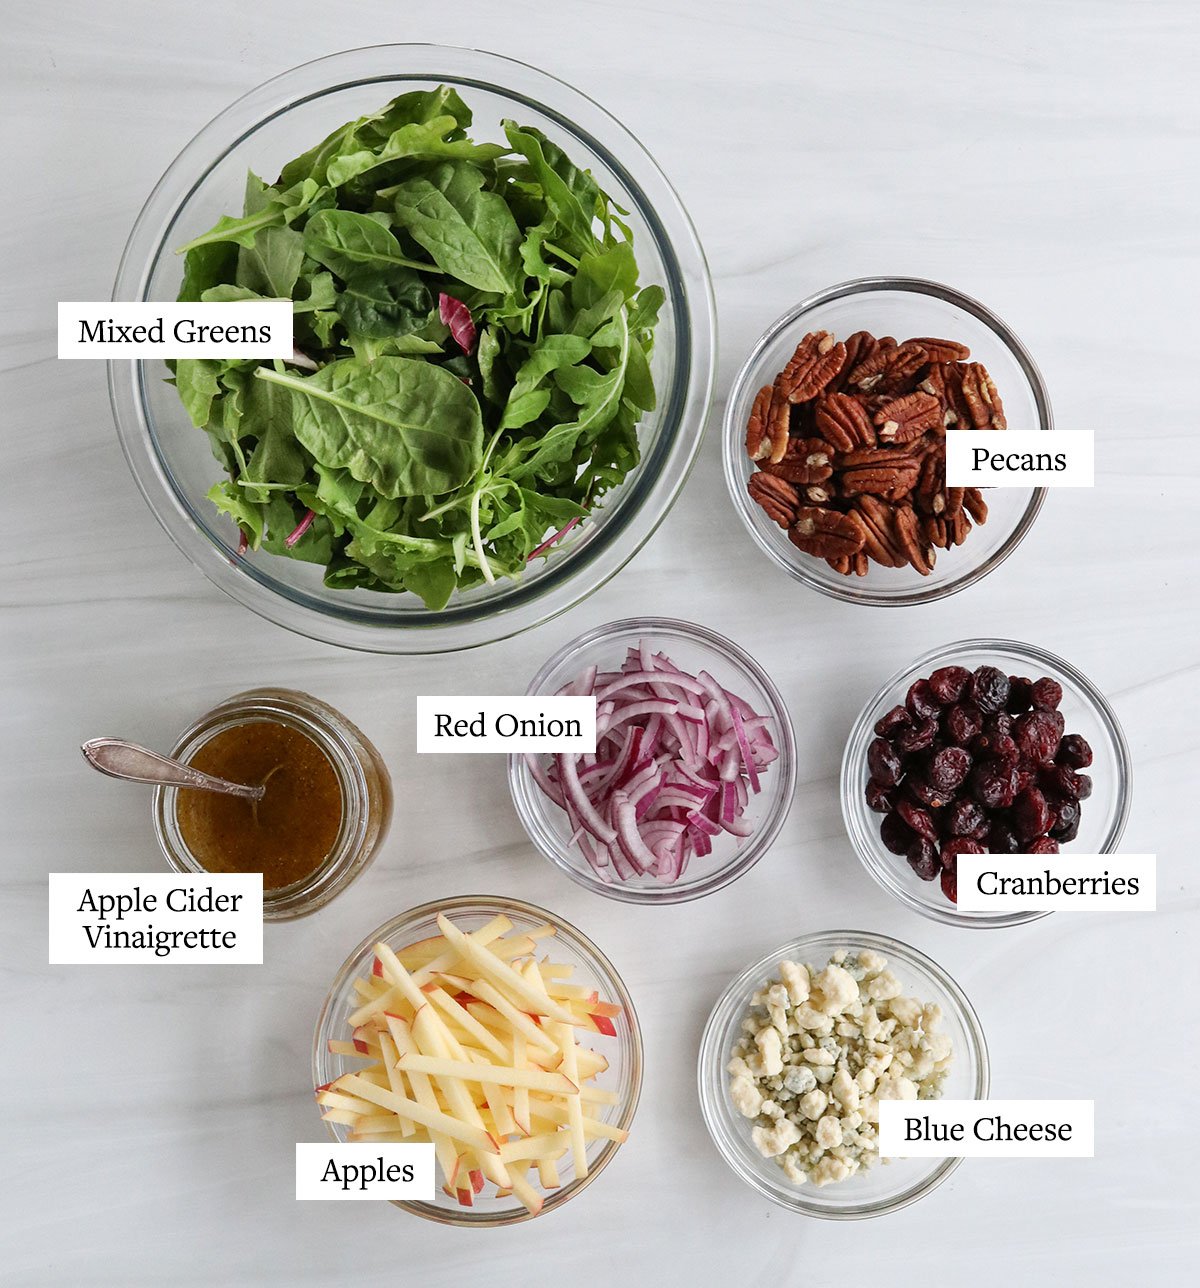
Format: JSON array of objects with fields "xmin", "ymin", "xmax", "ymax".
[
  {"xmin": 438, "ymin": 292, "xmax": 476, "ymax": 355},
  {"xmin": 529, "ymin": 641, "xmax": 776, "ymax": 886}
]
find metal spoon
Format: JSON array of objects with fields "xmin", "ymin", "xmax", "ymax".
[{"xmin": 81, "ymin": 737, "xmax": 266, "ymax": 802}]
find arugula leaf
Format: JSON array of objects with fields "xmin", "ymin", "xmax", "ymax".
[
  {"xmin": 177, "ymin": 177, "xmax": 324, "ymax": 252},
  {"xmin": 255, "ymin": 358, "xmax": 483, "ymax": 497},
  {"xmin": 390, "ymin": 162, "xmax": 522, "ymax": 293}
]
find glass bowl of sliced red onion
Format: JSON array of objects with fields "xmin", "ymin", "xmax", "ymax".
[{"xmin": 508, "ymin": 617, "xmax": 797, "ymax": 903}]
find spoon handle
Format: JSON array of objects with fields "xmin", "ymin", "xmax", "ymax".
[{"xmin": 81, "ymin": 738, "xmax": 266, "ymax": 801}]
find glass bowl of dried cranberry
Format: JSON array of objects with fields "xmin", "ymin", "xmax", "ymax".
[{"xmin": 841, "ymin": 639, "xmax": 1132, "ymax": 927}]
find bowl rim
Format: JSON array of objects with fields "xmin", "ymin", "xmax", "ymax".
[
  {"xmin": 841, "ymin": 637, "xmax": 1133, "ymax": 928},
  {"xmin": 507, "ymin": 615, "xmax": 798, "ymax": 904},
  {"xmin": 697, "ymin": 927, "xmax": 990, "ymax": 1219},
  {"xmin": 109, "ymin": 44, "xmax": 717, "ymax": 654},
  {"xmin": 721, "ymin": 275, "xmax": 1051, "ymax": 607},
  {"xmin": 311, "ymin": 893, "xmax": 643, "ymax": 1225}
]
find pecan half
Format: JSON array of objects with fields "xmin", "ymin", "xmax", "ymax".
[
  {"xmin": 830, "ymin": 331, "xmax": 876, "ymax": 392},
  {"xmin": 915, "ymin": 450, "xmax": 946, "ymax": 514},
  {"xmin": 874, "ymin": 392, "xmax": 942, "ymax": 443},
  {"xmin": 949, "ymin": 510, "xmax": 972, "ymax": 546},
  {"xmin": 765, "ymin": 387, "xmax": 791, "ymax": 462},
  {"xmin": 761, "ymin": 437, "xmax": 833, "ymax": 484},
  {"xmin": 873, "ymin": 342, "xmax": 929, "ymax": 395},
  {"xmin": 745, "ymin": 384, "xmax": 774, "ymax": 462},
  {"xmin": 908, "ymin": 336, "xmax": 970, "ymax": 364},
  {"xmin": 963, "ymin": 487, "xmax": 988, "ymax": 524},
  {"xmin": 894, "ymin": 505, "xmax": 935, "ymax": 575},
  {"xmin": 959, "ymin": 362, "xmax": 1006, "ymax": 429},
  {"xmin": 923, "ymin": 514, "xmax": 950, "ymax": 549},
  {"xmin": 747, "ymin": 472, "xmax": 799, "ymax": 528},
  {"xmin": 779, "ymin": 331, "xmax": 847, "ymax": 403},
  {"xmin": 814, "ymin": 392, "xmax": 875, "ymax": 451},
  {"xmin": 788, "ymin": 507, "xmax": 865, "ymax": 559},
  {"xmin": 852, "ymin": 496, "xmax": 904, "ymax": 567},
  {"xmin": 841, "ymin": 461, "xmax": 920, "ymax": 498}
]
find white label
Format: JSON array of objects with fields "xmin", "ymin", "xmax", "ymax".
[
  {"xmin": 48, "ymin": 873, "xmax": 263, "ymax": 964},
  {"xmin": 945, "ymin": 430, "xmax": 1094, "ymax": 486},
  {"xmin": 416, "ymin": 696, "xmax": 596, "ymax": 753},
  {"xmin": 295, "ymin": 1143, "xmax": 436, "ymax": 1200},
  {"xmin": 879, "ymin": 1100, "xmax": 1094, "ymax": 1158},
  {"xmin": 957, "ymin": 854, "xmax": 1155, "ymax": 912},
  {"xmin": 58, "ymin": 301, "xmax": 293, "ymax": 358}
]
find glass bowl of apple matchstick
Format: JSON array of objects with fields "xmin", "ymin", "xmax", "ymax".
[{"xmin": 312, "ymin": 896, "xmax": 643, "ymax": 1225}]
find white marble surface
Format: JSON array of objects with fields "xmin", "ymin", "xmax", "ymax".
[{"xmin": 3, "ymin": 1, "xmax": 1198, "ymax": 1283}]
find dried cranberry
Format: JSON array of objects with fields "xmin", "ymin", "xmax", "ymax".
[
  {"xmin": 1014, "ymin": 711, "xmax": 1061, "ymax": 763},
  {"xmin": 868, "ymin": 737, "xmax": 903, "ymax": 787},
  {"xmin": 906, "ymin": 838, "xmax": 940, "ymax": 881},
  {"xmin": 970, "ymin": 665, "xmax": 1011, "ymax": 714},
  {"xmin": 906, "ymin": 776, "xmax": 952, "ymax": 809},
  {"xmin": 1014, "ymin": 766, "xmax": 1036, "ymax": 793},
  {"xmin": 865, "ymin": 778, "xmax": 895, "ymax": 813},
  {"xmin": 906, "ymin": 679, "xmax": 940, "ymax": 722},
  {"xmin": 1006, "ymin": 676, "xmax": 1034, "ymax": 713},
  {"xmin": 971, "ymin": 731, "xmax": 1018, "ymax": 765},
  {"xmin": 1038, "ymin": 763, "xmax": 1085, "ymax": 802},
  {"xmin": 971, "ymin": 760, "xmax": 1017, "ymax": 809},
  {"xmin": 896, "ymin": 718, "xmax": 938, "ymax": 755},
  {"xmin": 944, "ymin": 704, "xmax": 983, "ymax": 747},
  {"xmin": 985, "ymin": 712, "xmax": 1014, "ymax": 739},
  {"xmin": 929, "ymin": 745, "xmax": 970, "ymax": 792},
  {"xmin": 1031, "ymin": 677, "xmax": 1064, "ymax": 710},
  {"xmin": 880, "ymin": 812, "xmax": 915, "ymax": 855},
  {"xmin": 874, "ymin": 704, "xmax": 912, "ymax": 739},
  {"xmin": 1057, "ymin": 733, "xmax": 1093, "ymax": 768},
  {"xmin": 944, "ymin": 798, "xmax": 986, "ymax": 837},
  {"xmin": 1050, "ymin": 800, "xmax": 1081, "ymax": 841},
  {"xmin": 940, "ymin": 867, "xmax": 958, "ymax": 903},
  {"xmin": 941, "ymin": 837, "xmax": 984, "ymax": 869},
  {"xmin": 897, "ymin": 797, "xmax": 938, "ymax": 842},
  {"xmin": 1075, "ymin": 772, "xmax": 1092, "ymax": 800},
  {"xmin": 1027, "ymin": 836, "xmax": 1060, "ymax": 854},
  {"xmin": 967, "ymin": 817, "xmax": 992, "ymax": 842},
  {"xmin": 1046, "ymin": 710, "xmax": 1066, "ymax": 740},
  {"xmin": 928, "ymin": 665, "xmax": 971, "ymax": 705},
  {"xmin": 1012, "ymin": 787, "xmax": 1053, "ymax": 841},
  {"xmin": 987, "ymin": 820, "xmax": 1021, "ymax": 853}
]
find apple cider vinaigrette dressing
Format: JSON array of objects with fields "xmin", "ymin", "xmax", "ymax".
[{"xmin": 176, "ymin": 721, "xmax": 343, "ymax": 889}]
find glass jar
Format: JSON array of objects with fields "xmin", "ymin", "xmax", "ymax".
[{"xmin": 153, "ymin": 688, "xmax": 392, "ymax": 920}]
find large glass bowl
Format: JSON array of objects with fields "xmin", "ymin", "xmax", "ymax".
[
  {"xmin": 508, "ymin": 617, "xmax": 797, "ymax": 904},
  {"xmin": 841, "ymin": 639, "xmax": 1132, "ymax": 928},
  {"xmin": 698, "ymin": 929, "xmax": 988, "ymax": 1218},
  {"xmin": 110, "ymin": 45, "xmax": 715, "ymax": 653},
  {"xmin": 312, "ymin": 895, "xmax": 642, "ymax": 1226},
  {"xmin": 723, "ymin": 278, "xmax": 1050, "ymax": 606}
]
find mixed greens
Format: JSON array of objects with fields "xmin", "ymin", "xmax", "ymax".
[{"xmin": 173, "ymin": 86, "xmax": 663, "ymax": 608}]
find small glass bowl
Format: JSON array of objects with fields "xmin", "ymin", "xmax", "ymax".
[
  {"xmin": 508, "ymin": 617, "xmax": 797, "ymax": 904},
  {"xmin": 722, "ymin": 277, "xmax": 1051, "ymax": 605},
  {"xmin": 842, "ymin": 640, "xmax": 1132, "ymax": 928},
  {"xmin": 698, "ymin": 929, "xmax": 988, "ymax": 1219},
  {"xmin": 312, "ymin": 895, "xmax": 642, "ymax": 1225},
  {"xmin": 110, "ymin": 45, "xmax": 715, "ymax": 654},
  {"xmin": 154, "ymin": 688, "xmax": 392, "ymax": 920}
]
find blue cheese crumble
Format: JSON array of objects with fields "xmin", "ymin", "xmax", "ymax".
[{"xmin": 727, "ymin": 948, "xmax": 953, "ymax": 1187}]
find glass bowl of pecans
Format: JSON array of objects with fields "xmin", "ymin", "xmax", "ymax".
[{"xmin": 722, "ymin": 278, "xmax": 1051, "ymax": 605}]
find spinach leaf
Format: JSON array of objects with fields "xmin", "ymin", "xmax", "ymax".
[
  {"xmin": 336, "ymin": 266, "xmax": 431, "ymax": 339},
  {"xmin": 255, "ymin": 358, "xmax": 482, "ymax": 497},
  {"xmin": 303, "ymin": 209, "xmax": 435, "ymax": 278},
  {"xmin": 390, "ymin": 162, "xmax": 521, "ymax": 294}
]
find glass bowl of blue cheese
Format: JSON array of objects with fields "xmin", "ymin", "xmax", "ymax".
[{"xmin": 698, "ymin": 929, "xmax": 988, "ymax": 1218}]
